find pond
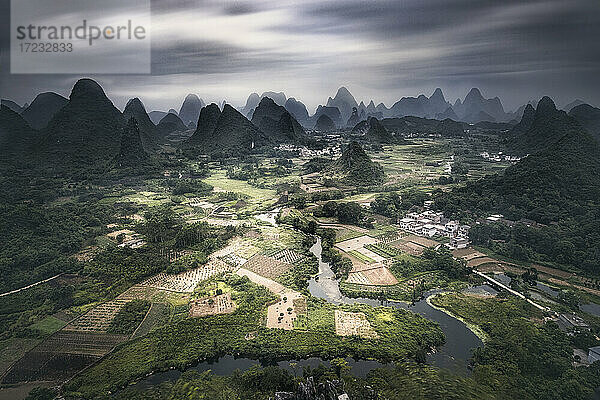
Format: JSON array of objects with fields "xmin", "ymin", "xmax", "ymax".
[{"xmin": 132, "ymin": 355, "xmax": 386, "ymax": 391}]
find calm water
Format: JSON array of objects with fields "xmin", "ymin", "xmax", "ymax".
[
  {"xmin": 307, "ymin": 238, "xmax": 483, "ymax": 372},
  {"xmin": 581, "ymin": 302, "xmax": 600, "ymax": 317},
  {"xmin": 132, "ymin": 355, "xmax": 386, "ymax": 391}
]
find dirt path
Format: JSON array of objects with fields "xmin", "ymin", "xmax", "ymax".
[{"xmin": 0, "ymin": 274, "xmax": 63, "ymax": 298}]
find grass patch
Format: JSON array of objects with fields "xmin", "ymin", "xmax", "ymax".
[
  {"xmin": 348, "ymin": 250, "xmax": 376, "ymax": 264},
  {"xmin": 28, "ymin": 316, "xmax": 67, "ymax": 336}
]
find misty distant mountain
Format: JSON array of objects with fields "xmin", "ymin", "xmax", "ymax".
[
  {"xmin": 453, "ymin": 88, "xmax": 508, "ymax": 123},
  {"xmin": 262, "ymin": 92, "xmax": 286, "ymax": 106},
  {"xmin": 21, "ymin": 92, "xmax": 68, "ymax": 130},
  {"xmin": 313, "ymin": 105, "xmax": 342, "ymax": 128},
  {"xmin": 326, "ymin": 87, "xmax": 358, "ymax": 123},
  {"xmin": 241, "ymin": 91, "xmax": 287, "ymax": 118},
  {"xmin": 39, "ymin": 78, "xmax": 125, "ymax": 166},
  {"xmin": 123, "ymin": 98, "xmax": 157, "ymax": 151},
  {"xmin": 351, "ymin": 117, "xmax": 396, "ymax": 143},
  {"xmin": 241, "ymin": 93, "xmax": 261, "ymax": 118},
  {"xmin": 346, "ymin": 107, "xmax": 365, "ymax": 128},
  {"xmin": 186, "ymin": 104, "xmax": 269, "ymax": 156},
  {"xmin": 178, "ymin": 94, "xmax": 206, "ymax": 128},
  {"xmin": 251, "ymin": 97, "xmax": 307, "ymax": 142},
  {"xmin": 436, "ymin": 107, "xmax": 459, "ymax": 120},
  {"xmin": 149, "ymin": 110, "xmax": 178, "ymax": 124},
  {"xmin": 156, "ymin": 113, "xmax": 188, "ymax": 136},
  {"xmin": 563, "ymin": 99, "xmax": 586, "ymax": 112},
  {"xmin": 506, "ymin": 96, "xmax": 580, "ymax": 155},
  {"xmin": 284, "ymin": 98, "xmax": 310, "ymax": 127},
  {"xmin": 313, "ymin": 114, "xmax": 336, "ymax": 132},
  {"xmin": 569, "ymin": 104, "xmax": 600, "ymax": 142},
  {"xmin": 385, "ymin": 88, "xmax": 452, "ymax": 120},
  {"xmin": 0, "ymin": 99, "xmax": 26, "ymax": 114}
]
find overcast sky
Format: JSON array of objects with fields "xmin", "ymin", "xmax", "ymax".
[{"xmin": 1, "ymin": 0, "xmax": 599, "ymax": 113}]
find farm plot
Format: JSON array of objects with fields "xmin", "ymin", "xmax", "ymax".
[
  {"xmin": 1, "ymin": 331, "xmax": 127, "ymax": 384},
  {"xmin": 242, "ymin": 254, "xmax": 294, "ymax": 280},
  {"xmin": 336, "ymin": 235, "xmax": 378, "ymax": 253},
  {"xmin": 334, "ymin": 310, "xmax": 378, "ymax": 339},
  {"xmin": 389, "ymin": 238, "xmax": 426, "ymax": 256},
  {"xmin": 365, "ymin": 243, "xmax": 404, "ymax": 258},
  {"xmin": 346, "ymin": 271, "xmax": 371, "ymax": 285},
  {"xmin": 362, "ymin": 267, "xmax": 399, "ymax": 286},
  {"xmin": 375, "ymin": 231, "xmax": 406, "ymax": 244},
  {"xmin": 347, "ymin": 265, "xmax": 399, "ymax": 286},
  {"xmin": 353, "ymin": 247, "xmax": 386, "ymax": 264},
  {"xmin": 406, "ymin": 235, "xmax": 438, "ymax": 248},
  {"xmin": 64, "ymin": 286, "xmax": 154, "ymax": 333},
  {"xmin": 467, "ymin": 257, "xmax": 500, "ymax": 268},
  {"xmin": 131, "ymin": 303, "xmax": 171, "ymax": 339},
  {"xmin": 189, "ymin": 293, "xmax": 236, "ymax": 318},
  {"xmin": 236, "ymin": 268, "xmax": 287, "ymax": 294},
  {"xmin": 266, "ymin": 291, "xmax": 303, "ymax": 331},
  {"xmin": 452, "ymin": 247, "xmax": 485, "ymax": 260},
  {"xmin": 140, "ymin": 259, "xmax": 233, "ymax": 293},
  {"xmin": 269, "ymin": 248, "xmax": 305, "ymax": 264}
]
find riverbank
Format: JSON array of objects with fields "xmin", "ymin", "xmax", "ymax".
[{"xmin": 426, "ymin": 292, "xmax": 489, "ymax": 344}]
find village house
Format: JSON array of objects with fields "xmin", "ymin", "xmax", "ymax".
[
  {"xmin": 558, "ymin": 313, "xmax": 591, "ymax": 334},
  {"xmin": 588, "ymin": 346, "xmax": 600, "ymax": 364},
  {"xmin": 397, "ymin": 203, "xmax": 471, "ymax": 248}
]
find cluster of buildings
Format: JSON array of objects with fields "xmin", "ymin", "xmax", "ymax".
[
  {"xmin": 479, "ymin": 152, "xmax": 521, "ymax": 162},
  {"xmin": 275, "ymin": 144, "xmax": 341, "ymax": 158},
  {"xmin": 398, "ymin": 209, "xmax": 471, "ymax": 249}
]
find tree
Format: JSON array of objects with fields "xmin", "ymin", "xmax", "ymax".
[
  {"xmin": 558, "ymin": 289, "xmax": 581, "ymax": 310},
  {"xmin": 330, "ymin": 358, "xmax": 350, "ymax": 378}
]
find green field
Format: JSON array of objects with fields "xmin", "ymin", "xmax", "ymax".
[{"xmin": 204, "ymin": 170, "xmax": 277, "ymax": 204}]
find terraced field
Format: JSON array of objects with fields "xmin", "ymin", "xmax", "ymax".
[
  {"xmin": 140, "ymin": 259, "xmax": 233, "ymax": 293},
  {"xmin": 242, "ymin": 254, "xmax": 294, "ymax": 280}
]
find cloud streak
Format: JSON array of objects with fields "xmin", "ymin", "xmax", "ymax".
[{"xmin": 1, "ymin": 0, "xmax": 599, "ymax": 112}]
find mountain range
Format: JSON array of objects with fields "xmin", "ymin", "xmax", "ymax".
[
  {"xmin": 505, "ymin": 96, "xmax": 582, "ymax": 155},
  {"xmin": 3, "ymin": 78, "xmax": 600, "ymax": 172}
]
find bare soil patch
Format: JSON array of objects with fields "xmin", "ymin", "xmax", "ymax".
[{"xmin": 334, "ymin": 310, "xmax": 378, "ymax": 339}]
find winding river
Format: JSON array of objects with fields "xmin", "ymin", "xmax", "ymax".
[{"xmin": 307, "ymin": 238, "xmax": 483, "ymax": 372}]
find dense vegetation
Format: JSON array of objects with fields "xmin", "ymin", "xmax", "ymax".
[
  {"xmin": 432, "ymin": 293, "xmax": 600, "ymax": 400},
  {"xmin": 327, "ymin": 141, "xmax": 385, "ymax": 186},
  {"xmin": 108, "ymin": 300, "xmax": 151, "ymax": 335},
  {"xmin": 0, "ymin": 201, "xmax": 111, "ymax": 292},
  {"xmin": 112, "ymin": 361, "xmax": 494, "ymax": 400},
  {"xmin": 65, "ymin": 274, "xmax": 444, "ymax": 398},
  {"xmin": 435, "ymin": 125, "xmax": 600, "ymax": 273}
]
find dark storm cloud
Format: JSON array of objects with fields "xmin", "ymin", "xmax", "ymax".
[{"xmin": 1, "ymin": 0, "xmax": 600, "ymax": 111}]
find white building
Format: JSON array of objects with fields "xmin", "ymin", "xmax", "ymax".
[{"xmin": 589, "ymin": 346, "xmax": 600, "ymax": 364}]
